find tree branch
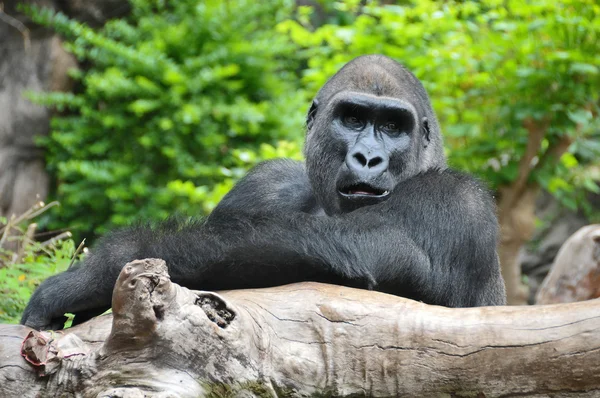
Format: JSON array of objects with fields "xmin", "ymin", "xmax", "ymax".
[
  {"xmin": 2, "ymin": 258, "xmax": 600, "ymax": 397},
  {"xmin": 535, "ymin": 132, "xmax": 574, "ymax": 174},
  {"xmin": 506, "ymin": 117, "xmax": 549, "ymax": 206},
  {"xmin": 0, "ymin": 3, "xmax": 30, "ymax": 50}
]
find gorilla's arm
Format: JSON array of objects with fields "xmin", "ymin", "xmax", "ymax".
[
  {"xmin": 211, "ymin": 159, "xmax": 322, "ymax": 216},
  {"xmin": 21, "ymin": 162, "xmax": 503, "ymax": 330}
]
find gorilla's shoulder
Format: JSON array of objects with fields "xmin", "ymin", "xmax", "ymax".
[
  {"xmin": 244, "ymin": 158, "xmax": 310, "ymax": 189},
  {"xmin": 431, "ymin": 168, "xmax": 497, "ymax": 222},
  {"xmin": 214, "ymin": 158, "xmax": 318, "ymax": 215},
  {"xmin": 420, "ymin": 168, "xmax": 493, "ymax": 196},
  {"xmin": 402, "ymin": 168, "xmax": 496, "ymax": 218},
  {"xmin": 247, "ymin": 158, "xmax": 306, "ymax": 179}
]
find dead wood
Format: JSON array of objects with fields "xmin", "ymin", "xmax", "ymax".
[
  {"xmin": 536, "ymin": 224, "xmax": 600, "ymax": 304},
  {"xmin": 1, "ymin": 258, "xmax": 600, "ymax": 397}
]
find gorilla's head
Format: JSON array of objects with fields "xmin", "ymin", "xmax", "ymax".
[{"xmin": 304, "ymin": 55, "xmax": 447, "ymax": 215}]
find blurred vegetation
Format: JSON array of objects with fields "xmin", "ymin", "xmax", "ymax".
[
  {"xmin": 25, "ymin": 0, "xmax": 307, "ymax": 238},
  {"xmin": 22, "ymin": 0, "xmax": 600, "ymax": 237}
]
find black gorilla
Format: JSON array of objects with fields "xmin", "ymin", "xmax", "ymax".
[{"xmin": 22, "ymin": 55, "xmax": 506, "ymax": 330}]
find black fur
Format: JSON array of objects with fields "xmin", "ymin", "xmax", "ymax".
[{"xmin": 21, "ymin": 55, "xmax": 506, "ymax": 330}]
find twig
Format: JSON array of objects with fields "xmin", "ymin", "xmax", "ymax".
[
  {"xmin": 68, "ymin": 238, "xmax": 86, "ymax": 269},
  {"xmin": 0, "ymin": 214, "xmax": 16, "ymax": 247},
  {"xmin": 25, "ymin": 201, "xmax": 60, "ymax": 220},
  {"xmin": 535, "ymin": 134, "xmax": 573, "ymax": 172},
  {"xmin": 14, "ymin": 223, "xmax": 37, "ymax": 263},
  {"xmin": 34, "ymin": 228, "xmax": 71, "ymax": 238},
  {"xmin": 0, "ymin": 206, "xmax": 38, "ymax": 236},
  {"xmin": 39, "ymin": 231, "xmax": 72, "ymax": 248},
  {"xmin": 0, "ymin": 201, "xmax": 60, "ymax": 235},
  {"xmin": 0, "ymin": 3, "xmax": 31, "ymax": 51}
]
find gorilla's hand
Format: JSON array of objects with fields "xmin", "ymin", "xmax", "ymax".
[
  {"xmin": 21, "ymin": 277, "xmax": 69, "ymax": 330},
  {"xmin": 21, "ymin": 307, "xmax": 67, "ymax": 331},
  {"xmin": 21, "ymin": 264, "xmax": 114, "ymax": 330}
]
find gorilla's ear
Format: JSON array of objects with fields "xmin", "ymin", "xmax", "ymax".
[
  {"xmin": 422, "ymin": 117, "xmax": 431, "ymax": 148},
  {"xmin": 306, "ymin": 99, "xmax": 319, "ymax": 131}
]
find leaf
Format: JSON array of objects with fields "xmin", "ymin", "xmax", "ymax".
[
  {"xmin": 583, "ymin": 178, "xmax": 600, "ymax": 194},
  {"xmin": 163, "ymin": 68, "xmax": 185, "ymax": 85},
  {"xmin": 560, "ymin": 195, "xmax": 578, "ymax": 211},
  {"xmin": 128, "ymin": 99, "xmax": 161, "ymax": 116},
  {"xmin": 567, "ymin": 109, "xmax": 592, "ymax": 125},
  {"xmin": 560, "ymin": 153, "xmax": 578, "ymax": 169},
  {"xmin": 569, "ymin": 63, "xmax": 599, "ymax": 75},
  {"xmin": 180, "ymin": 103, "xmax": 203, "ymax": 125},
  {"xmin": 547, "ymin": 177, "xmax": 570, "ymax": 194},
  {"xmin": 550, "ymin": 51, "xmax": 571, "ymax": 60},
  {"xmin": 493, "ymin": 22, "xmax": 517, "ymax": 32}
]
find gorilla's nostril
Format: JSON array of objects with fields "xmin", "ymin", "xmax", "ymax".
[
  {"xmin": 368, "ymin": 157, "xmax": 383, "ymax": 168},
  {"xmin": 354, "ymin": 153, "xmax": 367, "ymax": 167}
]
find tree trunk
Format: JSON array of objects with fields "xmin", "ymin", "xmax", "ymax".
[
  {"xmin": 497, "ymin": 185, "xmax": 538, "ymax": 305},
  {"xmin": 0, "ymin": 13, "xmax": 59, "ymax": 224},
  {"xmin": 0, "ymin": 0, "xmax": 130, "ymax": 252},
  {"xmin": 2, "ymin": 258, "xmax": 600, "ymax": 397},
  {"xmin": 496, "ymin": 116, "xmax": 573, "ymax": 305}
]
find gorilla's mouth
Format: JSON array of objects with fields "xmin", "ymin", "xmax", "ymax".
[{"xmin": 339, "ymin": 183, "xmax": 390, "ymax": 198}]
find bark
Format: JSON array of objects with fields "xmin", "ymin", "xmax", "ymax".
[
  {"xmin": 2, "ymin": 259, "xmax": 600, "ymax": 397},
  {"xmin": 497, "ymin": 184, "xmax": 539, "ymax": 305},
  {"xmin": 536, "ymin": 224, "xmax": 600, "ymax": 304}
]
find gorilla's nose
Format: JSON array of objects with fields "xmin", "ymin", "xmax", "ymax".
[{"xmin": 346, "ymin": 143, "xmax": 389, "ymax": 179}]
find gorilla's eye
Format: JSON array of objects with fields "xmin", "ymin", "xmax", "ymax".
[
  {"xmin": 381, "ymin": 112, "xmax": 414, "ymax": 135},
  {"xmin": 384, "ymin": 122, "xmax": 399, "ymax": 131},
  {"xmin": 343, "ymin": 114, "xmax": 364, "ymax": 129},
  {"xmin": 381, "ymin": 121, "xmax": 403, "ymax": 135}
]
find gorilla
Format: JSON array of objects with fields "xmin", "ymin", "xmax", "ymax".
[{"xmin": 21, "ymin": 55, "xmax": 506, "ymax": 330}]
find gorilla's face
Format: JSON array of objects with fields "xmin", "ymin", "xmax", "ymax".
[
  {"xmin": 306, "ymin": 92, "xmax": 421, "ymax": 214},
  {"xmin": 304, "ymin": 55, "xmax": 446, "ymax": 215}
]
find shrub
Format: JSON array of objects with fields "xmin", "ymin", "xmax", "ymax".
[{"xmin": 26, "ymin": 0, "xmax": 307, "ymax": 238}]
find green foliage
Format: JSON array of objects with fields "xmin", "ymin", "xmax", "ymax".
[
  {"xmin": 21, "ymin": 0, "xmax": 600, "ymax": 238},
  {"xmin": 281, "ymin": 0, "xmax": 600, "ymax": 212},
  {"xmin": 0, "ymin": 202, "xmax": 81, "ymax": 324},
  {"xmin": 24, "ymin": 0, "xmax": 307, "ymax": 238},
  {"xmin": 0, "ymin": 239, "xmax": 75, "ymax": 324}
]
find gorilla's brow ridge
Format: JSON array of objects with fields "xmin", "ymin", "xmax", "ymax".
[{"xmin": 329, "ymin": 91, "xmax": 418, "ymax": 116}]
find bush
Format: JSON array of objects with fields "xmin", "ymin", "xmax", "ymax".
[{"xmin": 26, "ymin": 0, "xmax": 307, "ymax": 239}]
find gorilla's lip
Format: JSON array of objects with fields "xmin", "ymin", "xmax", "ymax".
[{"xmin": 338, "ymin": 183, "xmax": 390, "ymax": 198}]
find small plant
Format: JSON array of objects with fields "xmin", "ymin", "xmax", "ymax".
[{"xmin": 0, "ymin": 202, "xmax": 83, "ymax": 324}]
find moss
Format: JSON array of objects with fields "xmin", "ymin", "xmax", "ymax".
[{"xmin": 203, "ymin": 381, "xmax": 277, "ymax": 398}]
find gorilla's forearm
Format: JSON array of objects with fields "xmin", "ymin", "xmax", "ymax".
[
  {"xmin": 21, "ymin": 199, "xmax": 500, "ymax": 330},
  {"xmin": 153, "ymin": 208, "xmax": 496, "ymax": 307}
]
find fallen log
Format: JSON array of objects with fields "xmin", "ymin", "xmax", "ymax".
[{"xmin": 1, "ymin": 258, "xmax": 600, "ymax": 397}]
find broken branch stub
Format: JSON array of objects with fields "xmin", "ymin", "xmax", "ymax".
[
  {"xmin": 536, "ymin": 224, "xmax": 600, "ymax": 304},
  {"xmin": 0, "ymin": 257, "xmax": 599, "ymax": 397}
]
